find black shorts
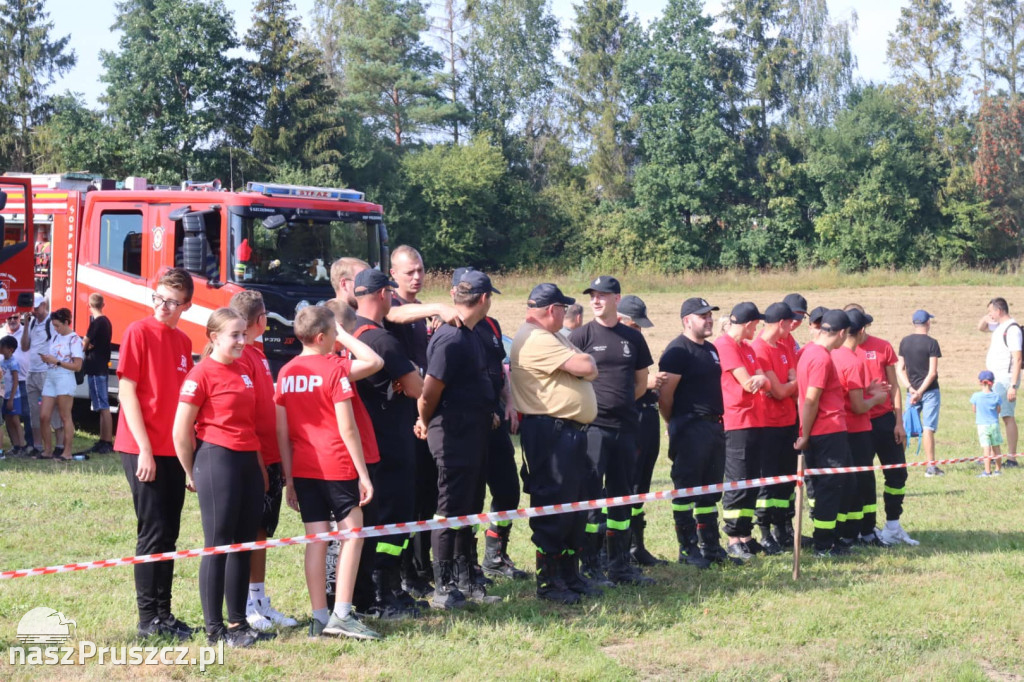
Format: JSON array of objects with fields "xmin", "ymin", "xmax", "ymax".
[
  {"xmin": 261, "ymin": 462, "xmax": 284, "ymax": 536},
  {"xmin": 292, "ymin": 477, "xmax": 360, "ymax": 525}
]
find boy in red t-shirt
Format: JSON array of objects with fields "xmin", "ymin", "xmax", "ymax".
[
  {"xmin": 275, "ymin": 305, "xmax": 384, "ymax": 640},
  {"xmin": 115, "ymin": 267, "xmax": 196, "ymax": 640}
]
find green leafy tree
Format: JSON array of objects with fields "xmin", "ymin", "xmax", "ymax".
[
  {"xmin": 0, "ymin": 0, "xmax": 75, "ymax": 171},
  {"xmin": 32, "ymin": 94, "xmax": 125, "ymax": 176},
  {"xmin": 966, "ymin": 0, "xmax": 1024, "ymax": 97},
  {"xmin": 100, "ymin": 0, "xmax": 238, "ymax": 182},
  {"xmin": 974, "ymin": 95, "xmax": 1024, "ymax": 258}
]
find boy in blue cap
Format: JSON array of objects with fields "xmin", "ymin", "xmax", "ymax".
[{"xmin": 972, "ymin": 370, "xmax": 1003, "ymax": 477}]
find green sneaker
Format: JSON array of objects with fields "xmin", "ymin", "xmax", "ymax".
[{"xmin": 322, "ymin": 613, "xmax": 382, "ymax": 641}]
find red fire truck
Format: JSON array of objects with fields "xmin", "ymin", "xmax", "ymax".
[{"xmin": 0, "ymin": 172, "xmax": 390, "ymax": 380}]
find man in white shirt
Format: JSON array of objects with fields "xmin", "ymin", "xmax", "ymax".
[{"xmin": 979, "ymin": 297, "xmax": 1022, "ymax": 464}]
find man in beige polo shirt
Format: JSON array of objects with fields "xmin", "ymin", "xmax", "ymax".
[{"xmin": 511, "ymin": 283, "xmax": 599, "ymax": 605}]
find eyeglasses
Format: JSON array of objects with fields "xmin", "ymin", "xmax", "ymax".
[{"xmin": 152, "ymin": 294, "xmax": 186, "ymax": 310}]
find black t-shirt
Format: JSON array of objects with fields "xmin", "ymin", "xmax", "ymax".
[
  {"xmin": 569, "ymin": 320, "xmax": 653, "ymax": 429},
  {"xmin": 898, "ymin": 333, "xmax": 941, "ymax": 391},
  {"xmin": 659, "ymin": 334, "xmax": 724, "ymax": 419},
  {"xmin": 473, "ymin": 316, "xmax": 506, "ymax": 411},
  {"xmin": 384, "ymin": 293, "xmax": 430, "ymax": 370},
  {"xmin": 426, "ymin": 322, "xmax": 494, "ymax": 412},
  {"xmin": 83, "ymin": 315, "xmax": 112, "ymax": 375},
  {"xmin": 352, "ymin": 315, "xmax": 418, "ymax": 444}
]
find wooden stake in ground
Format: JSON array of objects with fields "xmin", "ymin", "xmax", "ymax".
[{"xmin": 792, "ymin": 453, "xmax": 805, "ymax": 581}]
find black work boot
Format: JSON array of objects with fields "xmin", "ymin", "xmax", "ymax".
[
  {"xmin": 535, "ymin": 552, "xmax": 580, "ymax": 604},
  {"xmin": 366, "ymin": 569, "xmax": 419, "ymax": 620},
  {"xmin": 387, "ymin": 565, "xmax": 427, "ymax": 612},
  {"xmin": 429, "ymin": 561, "xmax": 466, "ymax": 610},
  {"xmin": 698, "ymin": 522, "xmax": 739, "ymax": 565},
  {"xmin": 580, "ymin": 533, "xmax": 615, "ymax": 587},
  {"xmin": 401, "ymin": 548, "xmax": 434, "ymax": 599},
  {"xmin": 605, "ymin": 530, "xmax": 656, "ymax": 586},
  {"xmin": 758, "ymin": 525, "xmax": 783, "ymax": 555},
  {"xmin": 559, "ymin": 552, "xmax": 603, "ymax": 597},
  {"xmin": 467, "ymin": 535, "xmax": 493, "ymax": 586},
  {"xmin": 674, "ymin": 522, "xmax": 711, "ymax": 569},
  {"xmin": 482, "ymin": 527, "xmax": 528, "ymax": 580},
  {"xmin": 630, "ymin": 515, "xmax": 667, "ymax": 566},
  {"xmin": 455, "ymin": 556, "xmax": 501, "ymax": 604}
]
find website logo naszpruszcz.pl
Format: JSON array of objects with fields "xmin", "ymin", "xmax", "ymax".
[{"xmin": 10, "ymin": 606, "xmax": 224, "ymax": 672}]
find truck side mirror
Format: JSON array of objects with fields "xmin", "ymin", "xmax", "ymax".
[{"xmin": 181, "ymin": 212, "xmax": 208, "ymax": 274}]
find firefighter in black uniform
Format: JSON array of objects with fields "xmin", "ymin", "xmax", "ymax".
[
  {"xmin": 617, "ymin": 295, "xmax": 668, "ymax": 566},
  {"xmin": 450, "ymin": 268, "xmax": 528, "ymax": 581},
  {"xmin": 658, "ymin": 297, "xmax": 730, "ymax": 567},
  {"xmin": 569, "ymin": 276, "xmax": 655, "ymax": 587},
  {"xmin": 415, "ymin": 270, "xmax": 502, "ymax": 609}
]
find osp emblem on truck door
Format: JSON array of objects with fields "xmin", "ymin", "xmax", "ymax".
[{"xmin": 152, "ymin": 226, "xmax": 164, "ymax": 252}]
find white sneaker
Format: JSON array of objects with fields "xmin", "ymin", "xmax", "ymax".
[
  {"xmin": 887, "ymin": 522, "xmax": 920, "ymax": 546},
  {"xmin": 254, "ymin": 597, "xmax": 298, "ymax": 628},
  {"xmin": 878, "ymin": 526, "xmax": 900, "ymax": 546},
  {"xmin": 246, "ymin": 598, "xmax": 274, "ymax": 632}
]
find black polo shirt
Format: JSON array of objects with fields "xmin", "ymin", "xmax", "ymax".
[
  {"xmin": 473, "ymin": 316, "xmax": 506, "ymax": 412},
  {"xmin": 569, "ymin": 320, "xmax": 653, "ymax": 429},
  {"xmin": 384, "ymin": 293, "xmax": 429, "ymax": 370},
  {"xmin": 659, "ymin": 334, "xmax": 724, "ymax": 419},
  {"xmin": 352, "ymin": 315, "xmax": 417, "ymax": 446},
  {"xmin": 426, "ymin": 322, "xmax": 494, "ymax": 412}
]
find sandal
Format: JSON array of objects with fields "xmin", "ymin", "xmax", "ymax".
[{"xmin": 32, "ymin": 453, "xmax": 53, "ymax": 460}]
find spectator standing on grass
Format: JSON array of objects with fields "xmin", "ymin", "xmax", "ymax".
[
  {"xmin": 972, "ymin": 371, "xmax": 1004, "ymax": 478},
  {"xmin": 21, "ymin": 293, "xmax": 64, "ymax": 457},
  {"xmin": 37, "ymin": 307, "xmax": 82, "ymax": 462},
  {"xmin": 560, "ymin": 303, "xmax": 584, "ymax": 338},
  {"xmin": 4, "ymin": 314, "xmax": 33, "ymax": 450},
  {"xmin": 80, "ymin": 293, "xmax": 113, "ymax": 455},
  {"xmin": 116, "ymin": 267, "xmax": 196, "ymax": 641},
  {"xmin": 0, "ymin": 335, "xmax": 26, "ymax": 457},
  {"xmin": 897, "ymin": 310, "xmax": 943, "ymax": 477},
  {"xmin": 510, "ymin": 283, "xmax": 600, "ymax": 604},
  {"xmin": 979, "ymin": 297, "xmax": 1022, "ymax": 465}
]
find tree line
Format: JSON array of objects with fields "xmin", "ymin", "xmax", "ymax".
[{"xmin": 1, "ymin": 0, "xmax": 1022, "ymax": 273}]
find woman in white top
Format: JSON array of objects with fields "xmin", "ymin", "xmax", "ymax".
[{"xmin": 37, "ymin": 308, "xmax": 83, "ymax": 461}]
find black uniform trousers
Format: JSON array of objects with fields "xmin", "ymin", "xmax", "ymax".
[
  {"xmin": 870, "ymin": 411, "xmax": 906, "ymax": 521},
  {"xmin": 583, "ymin": 424, "xmax": 637, "ymax": 535},
  {"xmin": 410, "ymin": 438, "xmax": 438, "ymax": 577},
  {"xmin": 805, "ymin": 431, "xmax": 853, "ymax": 551},
  {"xmin": 487, "ymin": 417, "xmax": 521, "ymax": 521},
  {"xmin": 122, "ymin": 452, "xmax": 186, "ymax": 624},
  {"xmin": 782, "ymin": 421, "xmax": 800, "ymax": 522},
  {"xmin": 845, "ymin": 430, "xmax": 876, "ymax": 539},
  {"xmin": 519, "ymin": 415, "xmax": 588, "ymax": 555},
  {"xmin": 372, "ymin": 434, "xmax": 417, "ymax": 567},
  {"xmin": 756, "ymin": 425, "xmax": 794, "ymax": 530},
  {"xmin": 428, "ymin": 409, "xmax": 489, "ymax": 562},
  {"xmin": 631, "ymin": 403, "xmax": 661, "ymax": 519},
  {"xmin": 668, "ymin": 415, "xmax": 725, "ymax": 536},
  {"xmin": 722, "ymin": 427, "xmax": 763, "ymax": 537},
  {"xmin": 352, "ymin": 462, "xmax": 379, "ymax": 611}
]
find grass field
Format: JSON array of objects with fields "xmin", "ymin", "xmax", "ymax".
[{"xmin": 3, "ymin": 279, "xmax": 1024, "ymax": 680}]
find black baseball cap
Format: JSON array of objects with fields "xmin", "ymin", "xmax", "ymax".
[
  {"xmin": 353, "ymin": 269, "xmax": 398, "ymax": 296},
  {"xmin": 764, "ymin": 302, "xmax": 795, "ymax": 324},
  {"xmin": 451, "ymin": 266, "xmax": 475, "ymax": 287},
  {"xmin": 820, "ymin": 309, "xmax": 851, "ymax": 332},
  {"xmin": 783, "ymin": 293, "xmax": 808, "ymax": 315},
  {"xmin": 808, "ymin": 306, "xmax": 829, "ymax": 324},
  {"xmin": 680, "ymin": 297, "xmax": 718, "ymax": 317},
  {"xmin": 583, "ymin": 275, "xmax": 621, "ymax": 295},
  {"xmin": 458, "ymin": 270, "xmax": 501, "ymax": 295},
  {"xmin": 528, "ymin": 283, "xmax": 575, "ymax": 308},
  {"xmin": 730, "ymin": 302, "xmax": 765, "ymax": 324},
  {"xmin": 618, "ymin": 295, "xmax": 653, "ymax": 328},
  {"xmin": 846, "ymin": 309, "xmax": 873, "ymax": 333}
]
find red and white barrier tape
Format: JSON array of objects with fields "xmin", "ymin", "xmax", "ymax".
[
  {"xmin": 0, "ymin": 474, "xmax": 798, "ymax": 580},
  {"xmin": 804, "ymin": 453, "xmax": 1009, "ymax": 476}
]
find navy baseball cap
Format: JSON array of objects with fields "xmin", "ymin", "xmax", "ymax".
[
  {"xmin": 618, "ymin": 295, "xmax": 653, "ymax": 328},
  {"xmin": 783, "ymin": 293, "xmax": 808, "ymax": 316},
  {"xmin": 820, "ymin": 309, "xmax": 851, "ymax": 332},
  {"xmin": 528, "ymin": 283, "xmax": 575, "ymax": 308},
  {"xmin": 764, "ymin": 302, "xmax": 795, "ymax": 324},
  {"xmin": 451, "ymin": 266, "xmax": 475, "ymax": 286},
  {"xmin": 583, "ymin": 275, "xmax": 621, "ymax": 295},
  {"xmin": 847, "ymin": 309, "xmax": 873, "ymax": 333},
  {"xmin": 912, "ymin": 309, "xmax": 934, "ymax": 325},
  {"xmin": 680, "ymin": 297, "xmax": 718, "ymax": 317},
  {"xmin": 353, "ymin": 269, "xmax": 397, "ymax": 296},
  {"xmin": 808, "ymin": 306, "xmax": 829, "ymax": 324},
  {"xmin": 979, "ymin": 370, "xmax": 996, "ymax": 384},
  {"xmin": 730, "ymin": 302, "xmax": 765, "ymax": 324},
  {"xmin": 458, "ymin": 270, "xmax": 500, "ymax": 295}
]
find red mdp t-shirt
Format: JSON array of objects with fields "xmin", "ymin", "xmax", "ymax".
[
  {"xmin": 238, "ymin": 345, "xmax": 281, "ymax": 465},
  {"xmin": 752, "ymin": 336, "xmax": 798, "ymax": 427},
  {"xmin": 179, "ymin": 358, "xmax": 260, "ymax": 451},
  {"xmin": 831, "ymin": 346, "xmax": 872, "ymax": 433},
  {"xmin": 714, "ymin": 335, "xmax": 764, "ymax": 431},
  {"xmin": 275, "ymin": 354, "xmax": 379, "ymax": 481},
  {"xmin": 796, "ymin": 343, "xmax": 847, "ymax": 436},
  {"xmin": 114, "ymin": 316, "xmax": 194, "ymax": 457},
  {"xmin": 857, "ymin": 335, "xmax": 897, "ymax": 420}
]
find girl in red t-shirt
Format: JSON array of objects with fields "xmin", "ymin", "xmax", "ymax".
[{"xmin": 172, "ymin": 308, "xmax": 270, "ymax": 649}]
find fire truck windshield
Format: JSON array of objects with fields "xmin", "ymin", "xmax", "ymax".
[{"xmin": 229, "ymin": 214, "xmax": 379, "ymax": 286}]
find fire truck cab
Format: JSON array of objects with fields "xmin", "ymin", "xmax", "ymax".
[{"xmin": 1, "ymin": 173, "xmax": 390, "ymax": 384}]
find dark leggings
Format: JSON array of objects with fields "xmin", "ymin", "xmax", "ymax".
[{"xmin": 193, "ymin": 442, "xmax": 262, "ymax": 634}]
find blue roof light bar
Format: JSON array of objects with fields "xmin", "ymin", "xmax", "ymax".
[{"xmin": 246, "ymin": 181, "xmax": 365, "ymax": 202}]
